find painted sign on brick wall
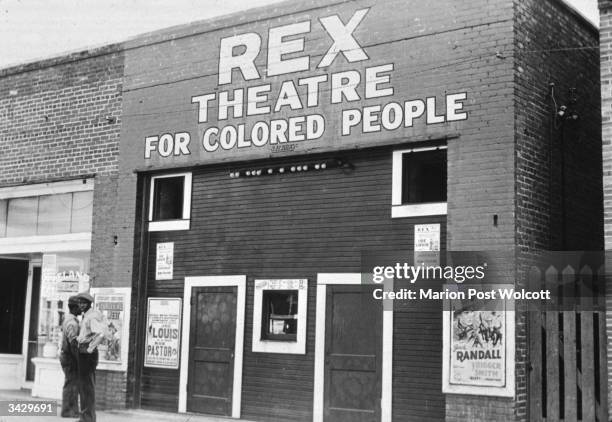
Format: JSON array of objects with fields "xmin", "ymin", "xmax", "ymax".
[{"xmin": 123, "ymin": 2, "xmax": 472, "ymax": 169}]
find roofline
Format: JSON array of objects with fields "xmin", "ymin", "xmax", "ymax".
[
  {"xmin": 0, "ymin": 43, "xmax": 123, "ymax": 78},
  {"xmin": 0, "ymin": 0, "xmax": 349, "ymax": 77},
  {"xmin": 122, "ymin": 0, "xmax": 350, "ymax": 50},
  {"xmin": 555, "ymin": 0, "xmax": 599, "ymax": 34}
]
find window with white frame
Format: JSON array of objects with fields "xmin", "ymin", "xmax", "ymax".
[
  {"xmin": 0, "ymin": 179, "xmax": 93, "ymax": 238},
  {"xmin": 252, "ymin": 279, "xmax": 307, "ymax": 354},
  {"xmin": 392, "ymin": 145, "xmax": 447, "ymax": 218},
  {"xmin": 148, "ymin": 173, "xmax": 192, "ymax": 232}
]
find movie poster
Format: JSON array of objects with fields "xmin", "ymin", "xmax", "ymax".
[
  {"xmin": 449, "ymin": 304, "xmax": 506, "ymax": 387},
  {"xmin": 90, "ymin": 287, "xmax": 131, "ymax": 371},
  {"xmin": 144, "ymin": 297, "xmax": 182, "ymax": 369},
  {"xmin": 443, "ymin": 286, "xmax": 514, "ymax": 397}
]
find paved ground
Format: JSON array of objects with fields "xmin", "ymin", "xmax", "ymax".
[{"xmin": 0, "ymin": 390, "xmax": 255, "ymax": 422}]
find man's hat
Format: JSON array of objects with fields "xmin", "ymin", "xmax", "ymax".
[
  {"xmin": 76, "ymin": 292, "xmax": 94, "ymax": 303},
  {"xmin": 68, "ymin": 295, "xmax": 80, "ymax": 306}
]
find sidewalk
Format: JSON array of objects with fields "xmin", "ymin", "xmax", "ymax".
[{"xmin": 0, "ymin": 390, "xmax": 255, "ymax": 422}]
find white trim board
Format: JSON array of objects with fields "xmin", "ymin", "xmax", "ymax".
[
  {"xmin": 21, "ymin": 261, "xmax": 35, "ymax": 387},
  {"xmin": 179, "ymin": 275, "xmax": 246, "ymax": 418},
  {"xmin": 313, "ymin": 273, "xmax": 393, "ymax": 422},
  {"xmin": 0, "ymin": 233, "xmax": 91, "ymax": 254},
  {"xmin": 0, "ymin": 178, "xmax": 93, "ymax": 199}
]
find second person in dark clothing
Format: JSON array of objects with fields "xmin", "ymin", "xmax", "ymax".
[{"xmin": 60, "ymin": 295, "xmax": 81, "ymax": 418}]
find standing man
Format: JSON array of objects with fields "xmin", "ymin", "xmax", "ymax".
[
  {"xmin": 75, "ymin": 292, "xmax": 109, "ymax": 422},
  {"xmin": 60, "ymin": 296, "xmax": 81, "ymax": 418}
]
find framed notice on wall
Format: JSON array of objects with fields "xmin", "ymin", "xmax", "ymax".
[
  {"xmin": 90, "ymin": 287, "xmax": 131, "ymax": 371},
  {"xmin": 144, "ymin": 297, "xmax": 182, "ymax": 369},
  {"xmin": 442, "ymin": 285, "xmax": 515, "ymax": 397},
  {"xmin": 414, "ymin": 224, "xmax": 440, "ymax": 266},
  {"xmin": 156, "ymin": 242, "xmax": 174, "ymax": 280}
]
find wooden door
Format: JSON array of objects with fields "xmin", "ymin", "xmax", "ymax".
[
  {"xmin": 187, "ymin": 286, "xmax": 237, "ymax": 416},
  {"xmin": 324, "ymin": 285, "xmax": 382, "ymax": 422}
]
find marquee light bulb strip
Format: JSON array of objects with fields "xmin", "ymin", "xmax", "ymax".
[{"xmin": 228, "ymin": 159, "xmax": 352, "ymax": 178}]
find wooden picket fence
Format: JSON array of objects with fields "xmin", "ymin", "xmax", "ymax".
[{"xmin": 529, "ymin": 264, "xmax": 608, "ymax": 422}]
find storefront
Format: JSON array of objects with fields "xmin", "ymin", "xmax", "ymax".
[
  {"xmin": 0, "ymin": 179, "xmax": 93, "ymax": 397},
  {"xmin": 0, "ymin": 43, "xmax": 124, "ymax": 402}
]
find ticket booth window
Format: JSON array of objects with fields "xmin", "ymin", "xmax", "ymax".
[
  {"xmin": 392, "ymin": 145, "xmax": 448, "ymax": 218},
  {"xmin": 148, "ymin": 173, "xmax": 192, "ymax": 231},
  {"xmin": 252, "ymin": 279, "xmax": 307, "ymax": 354},
  {"xmin": 261, "ymin": 290, "xmax": 298, "ymax": 341}
]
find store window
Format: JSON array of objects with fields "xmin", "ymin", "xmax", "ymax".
[
  {"xmin": 148, "ymin": 173, "xmax": 192, "ymax": 231},
  {"xmin": 36, "ymin": 252, "xmax": 91, "ymax": 359},
  {"xmin": 392, "ymin": 145, "xmax": 448, "ymax": 218},
  {"xmin": 252, "ymin": 279, "xmax": 307, "ymax": 354},
  {"xmin": 0, "ymin": 190, "xmax": 93, "ymax": 237}
]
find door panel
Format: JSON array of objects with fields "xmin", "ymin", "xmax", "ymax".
[
  {"xmin": 187, "ymin": 286, "xmax": 237, "ymax": 416},
  {"xmin": 324, "ymin": 285, "xmax": 382, "ymax": 422}
]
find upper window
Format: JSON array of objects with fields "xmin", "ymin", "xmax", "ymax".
[
  {"xmin": 392, "ymin": 146, "xmax": 447, "ymax": 218},
  {"xmin": 148, "ymin": 173, "xmax": 192, "ymax": 232},
  {"xmin": 0, "ymin": 190, "xmax": 93, "ymax": 237}
]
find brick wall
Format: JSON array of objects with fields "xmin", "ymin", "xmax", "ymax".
[
  {"xmin": 443, "ymin": 0, "xmax": 518, "ymax": 419},
  {"xmin": 516, "ymin": 1, "xmax": 601, "ymax": 422},
  {"xmin": 0, "ymin": 46, "xmax": 122, "ymax": 184},
  {"xmin": 600, "ymin": 0, "xmax": 612, "ymax": 414},
  {"xmin": 0, "ymin": 46, "xmax": 127, "ymax": 405}
]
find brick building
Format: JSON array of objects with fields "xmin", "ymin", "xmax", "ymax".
[
  {"xmin": 0, "ymin": 46, "xmax": 125, "ymax": 401},
  {"xmin": 0, "ymin": 0, "xmax": 604, "ymax": 421}
]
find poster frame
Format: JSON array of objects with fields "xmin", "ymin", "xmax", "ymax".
[
  {"xmin": 442, "ymin": 287, "xmax": 515, "ymax": 397},
  {"xmin": 144, "ymin": 296, "xmax": 183, "ymax": 369},
  {"xmin": 90, "ymin": 287, "xmax": 131, "ymax": 372}
]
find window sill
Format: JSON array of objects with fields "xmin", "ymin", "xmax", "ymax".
[
  {"xmin": 391, "ymin": 202, "xmax": 447, "ymax": 218},
  {"xmin": 252, "ymin": 339, "xmax": 304, "ymax": 354},
  {"xmin": 148, "ymin": 220, "xmax": 190, "ymax": 232}
]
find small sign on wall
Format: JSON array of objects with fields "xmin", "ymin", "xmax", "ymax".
[
  {"xmin": 156, "ymin": 242, "xmax": 174, "ymax": 280},
  {"xmin": 144, "ymin": 297, "xmax": 182, "ymax": 369},
  {"xmin": 414, "ymin": 223, "xmax": 440, "ymax": 266}
]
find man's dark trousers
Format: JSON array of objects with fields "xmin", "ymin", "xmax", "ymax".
[
  {"xmin": 78, "ymin": 350, "xmax": 98, "ymax": 422},
  {"xmin": 59, "ymin": 352, "xmax": 79, "ymax": 417}
]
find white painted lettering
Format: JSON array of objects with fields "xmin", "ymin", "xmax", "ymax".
[
  {"xmin": 274, "ymin": 80, "xmax": 303, "ymax": 112},
  {"xmin": 218, "ymin": 89, "xmax": 244, "ymax": 120},
  {"xmin": 446, "ymin": 92, "xmax": 468, "ymax": 121},
  {"xmin": 318, "ymin": 8, "xmax": 370, "ymax": 68},
  {"xmin": 331, "ymin": 70, "xmax": 360, "ymax": 103},
  {"xmin": 247, "ymin": 84, "xmax": 272, "ymax": 116},
  {"xmin": 365, "ymin": 64, "xmax": 394, "ymax": 99},
  {"xmin": 191, "ymin": 94, "xmax": 216, "ymax": 123},
  {"xmin": 298, "ymin": 74, "xmax": 328, "ymax": 107},
  {"xmin": 342, "ymin": 109, "xmax": 361, "ymax": 135},
  {"xmin": 267, "ymin": 21, "xmax": 311, "ymax": 77},
  {"xmin": 218, "ymin": 33, "xmax": 262, "ymax": 84}
]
